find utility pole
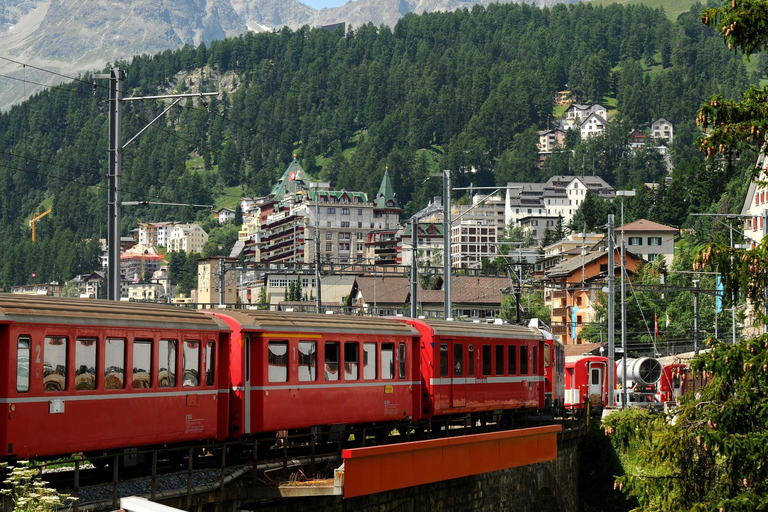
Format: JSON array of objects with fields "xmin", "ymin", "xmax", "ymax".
[
  {"xmin": 310, "ymin": 182, "xmax": 328, "ymax": 314},
  {"xmin": 443, "ymin": 169, "xmax": 452, "ymax": 320},
  {"xmin": 607, "ymin": 214, "xmax": 615, "ymax": 407},
  {"xmin": 693, "ymin": 279, "xmax": 700, "ymax": 354},
  {"xmin": 411, "ymin": 217, "xmax": 419, "ymax": 318},
  {"xmin": 94, "ymin": 68, "xmax": 217, "ymax": 300}
]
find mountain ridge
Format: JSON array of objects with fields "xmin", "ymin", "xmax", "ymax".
[{"xmin": 0, "ymin": 0, "xmax": 580, "ymax": 109}]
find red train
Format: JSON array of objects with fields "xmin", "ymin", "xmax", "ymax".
[
  {"xmin": 564, "ymin": 355, "xmax": 615, "ymax": 411},
  {"xmin": 0, "ymin": 295, "xmax": 562, "ymax": 462}
]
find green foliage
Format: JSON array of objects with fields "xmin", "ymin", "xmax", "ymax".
[
  {"xmin": 606, "ymin": 336, "xmax": 768, "ymax": 511},
  {"xmin": 0, "ymin": 462, "xmax": 75, "ymax": 510},
  {"xmin": 0, "ymin": 1, "xmax": 757, "ymax": 290}
]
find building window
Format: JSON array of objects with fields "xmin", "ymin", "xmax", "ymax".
[
  {"xmin": 327, "ymin": 208, "xmax": 336, "ymax": 214},
  {"xmin": 358, "ymin": 209, "xmax": 363, "ymax": 215},
  {"xmin": 326, "ymin": 232, "xmax": 332, "ymax": 240},
  {"xmin": 648, "ymin": 237, "xmax": 662, "ymax": 246},
  {"xmin": 341, "ymin": 208, "xmax": 350, "ymax": 215},
  {"xmin": 628, "ymin": 237, "xmax": 642, "ymax": 246},
  {"xmin": 325, "ymin": 243, "xmax": 332, "ymax": 251}
]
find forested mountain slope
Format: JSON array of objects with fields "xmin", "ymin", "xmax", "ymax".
[{"xmin": 0, "ymin": 2, "xmax": 756, "ymax": 287}]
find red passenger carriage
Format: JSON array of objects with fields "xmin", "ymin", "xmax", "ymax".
[
  {"xmin": 393, "ymin": 318, "xmax": 548, "ymax": 420},
  {"xmin": 207, "ymin": 310, "xmax": 421, "ymax": 436},
  {"xmin": 564, "ymin": 355, "xmax": 615, "ymax": 410},
  {"xmin": 0, "ymin": 294, "xmax": 229, "ymax": 461}
]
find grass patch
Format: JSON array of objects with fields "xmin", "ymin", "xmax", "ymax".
[
  {"xmin": 588, "ymin": 0, "xmax": 699, "ymax": 20},
  {"xmin": 215, "ymin": 186, "xmax": 244, "ymax": 209}
]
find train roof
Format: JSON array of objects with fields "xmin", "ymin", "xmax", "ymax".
[
  {"xmin": 210, "ymin": 309, "xmax": 420, "ymax": 337},
  {"xmin": 400, "ymin": 317, "xmax": 546, "ymax": 341},
  {"xmin": 0, "ymin": 294, "xmax": 225, "ymax": 331}
]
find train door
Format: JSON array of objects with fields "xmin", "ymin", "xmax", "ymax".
[
  {"xmin": 451, "ymin": 341, "xmax": 466, "ymax": 408},
  {"xmin": 588, "ymin": 363, "xmax": 603, "ymax": 404}
]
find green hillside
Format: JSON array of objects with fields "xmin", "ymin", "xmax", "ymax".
[
  {"xmin": 588, "ymin": 0, "xmax": 701, "ymax": 20},
  {"xmin": 0, "ymin": 1, "xmax": 757, "ymax": 287}
]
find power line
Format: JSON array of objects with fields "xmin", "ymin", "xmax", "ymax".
[{"xmin": 0, "ymin": 72, "xmax": 102, "ymax": 99}]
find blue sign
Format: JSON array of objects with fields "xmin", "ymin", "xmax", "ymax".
[
  {"xmin": 716, "ymin": 277, "xmax": 723, "ymax": 314},
  {"xmin": 571, "ymin": 305, "xmax": 579, "ymax": 341}
]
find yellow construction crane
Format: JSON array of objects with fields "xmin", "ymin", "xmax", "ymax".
[{"xmin": 29, "ymin": 208, "xmax": 52, "ymax": 242}]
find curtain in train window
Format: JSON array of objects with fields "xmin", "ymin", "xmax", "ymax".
[
  {"xmin": 205, "ymin": 341, "xmax": 215, "ymax": 386},
  {"xmin": 17, "ymin": 337, "xmax": 30, "ymax": 393},
  {"xmin": 75, "ymin": 338, "xmax": 97, "ymax": 391},
  {"xmin": 132, "ymin": 340, "xmax": 152, "ymax": 388},
  {"xmin": 344, "ymin": 342, "xmax": 359, "ymax": 380},
  {"xmin": 363, "ymin": 343, "xmax": 376, "ymax": 380},
  {"xmin": 381, "ymin": 343, "xmax": 394, "ymax": 380},
  {"xmin": 105, "ymin": 338, "xmax": 125, "ymax": 389},
  {"xmin": 298, "ymin": 341, "xmax": 317, "ymax": 382},
  {"xmin": 44, "ymin": 336, "xmax": 68, "ymax": 392},
  {"xmin": 158, "ymin": 339, "xmax": 177, "ymax": 387},
  {"xmin": 183, "ymin": 340, "xmax": 200, "ymax": 387},
  {"xmin": 268, "ymin": 341, "xmax": 289, "ymax": 382},
  {"xmin": 324, "ymin": 342, "xmax": 339, "ymax": 381}
]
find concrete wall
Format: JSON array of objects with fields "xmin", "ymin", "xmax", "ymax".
[{"xmin": 192, "ymin": 439, "xmax": 580, "ymax": 512}]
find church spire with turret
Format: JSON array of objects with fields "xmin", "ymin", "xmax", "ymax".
[{"xmin": 374, "ymin": 166, "xmax": 401, "ymax": 213}]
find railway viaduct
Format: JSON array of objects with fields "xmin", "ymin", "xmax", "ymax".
[{"xmin": 143, "ymin": 428, "xmax": 582, "ymax": 512}]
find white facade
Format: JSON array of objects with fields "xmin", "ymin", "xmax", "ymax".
[
  {"xmin": 451, "ymin": 194, "xmax": 507, "ymax": 233},
  {"xmin": 216, "ymin": 208, "xmax": 235, "ymax": 224},
  {"xmin": 450, "ymin": 221, "xmax": 497, "ymax": 268},
  {"xmin": 742, "ymin": 154, "xmax": 768, "ymax": 248},
  {"xmin": 651, "ymin": 118, "xmax": 674, "ymax": 144},
  {"xmin": 580, "ymin": 113, "xmax": 607, "ymax": 139},
  {"xmin": 167, "ymin": 223, "xmax": 209, "ymax": 254},
  {"xmin": 137, "ymin": 222, "xmax": 176, "ymax": 248}
]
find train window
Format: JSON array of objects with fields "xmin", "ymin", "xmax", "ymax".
[
  {"xmin": 532, "ymin": 347, "xmax": 538, "ymax": 374},
  {"xmin": 105, "ymin": 338, "xmax": 125, "ymax": 389},
  {"xmin": 495, "ymin": 345, "xmax": 504, "ymax": 375},
  {"xmin": 205, "ymin": 341, "xmax": 215, "ymax": 386},
  {"xmin": 508, "ymin": 345, "xmax": 517, "ymax": 375},
  {"xmin": 268, "ymin": 341, "xmax": 289, "ymax": 382},
  {"xmin": 520, "ymin": 346, "xmax": 529, "ymax": 374},
  {"xmin": 16, "ymin": 337, "xmax": 30, "ymax": 393},
  {"xmin": 591, "ymin": 368, "xmax": 600, "ymax": 385},
  {"xmin": 482, "ymin": 345, "xmax": 492, "ymax": 376},
  {"xmin": 132, "ymin": 340, "xmax": 152, "ymax": 388},
  {"xmin": 468, "ymin": 344, "xmax": 474, "ymax": 376},
  {"xmin": 439, "ymin": 343, "xmax": 449, "ymax": 377},
  {"xmin": 544, "ymin": 345, "xmax": 551, "ymax": 367},
  {"xmin": 398, "ymin": 343, "xmax": 406, "ymax": 379},
  {"xmin": 363, "ymin": 343, "xmax": 376, "ymax": 380},
  {"xmin": 325, "ymin": 342, "xmax": 339, "ymax": 381},
  {"xmin": 381, "ymin": 343, "xmax": 395, "ymax": 380},
  {"xmin": 454, "ymin": 343, "xmax": 463, "ymax": 377},
  {"xmin": 75, "ymin": 338, "xmax": 97, "ymax": 391},
  {"xmin": 182, "ymin": 340, "xmax": 200, "ymax": 387},
  {"xmin": 298, "ymin": 341, "xmax": 317, "ymax": 382},
  {"xmin": 44, "ymin": 336, "xmax": 68, "ymax": 392},
  {"xmin": 344, "ymin": 342, "xmax": 359, "ymax": 380},
  {"xmin": 158, "ymin": 340, "xmax": 177, "ymax": 388}
]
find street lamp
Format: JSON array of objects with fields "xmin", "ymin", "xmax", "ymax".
[{"xmin": 616, "ymin": 190, "xmax": 635, "ymax": 407}]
